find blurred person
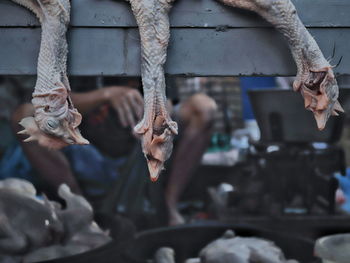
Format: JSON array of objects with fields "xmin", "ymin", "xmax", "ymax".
[
  {"xmin": 11, "ymin": 79, "xmax": 143, "ymax": 196},
  {"xmin": 7, "ymin": 77, "xmax": 216, "ymax": 225},
  {"xmin": 165, "ymin": 93, "xmax": 217, "ymax": 225}
]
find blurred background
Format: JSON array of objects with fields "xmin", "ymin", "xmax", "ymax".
[
  {"xmin": 1, "ymin": 0, "xmax": 350, "ymax": 262},
  {"xmin": 1, "ymin": 75, "xmax": 350, "ymax": 234}
]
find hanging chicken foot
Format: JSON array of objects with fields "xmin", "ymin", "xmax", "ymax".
[
  {"xmin": 128, "ymin": 0, "xmax": 178, "ymax": 181},
  {"xmin": 217, "ymin": 0, "xmax": 343, "ymax": 130},
  {"xmin": 12, "ymin": 0, "xmax": 88, "ymax": 149}
]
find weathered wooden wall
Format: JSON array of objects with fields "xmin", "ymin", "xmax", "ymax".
[{"xmin": 0, "ymin": 0, "xmax": 349, "ymax": 76}]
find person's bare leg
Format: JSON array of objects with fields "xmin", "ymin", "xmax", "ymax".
[
  {"xmin": 217, "ymin": 0, "xmax": 342, "ymax": 130},
  {"xmin": 165, "ymin": 94, "xmax": 217, "ymax": 225},
  {"xmin": 11, "ymin": 104, "xmax": 82, "ymax": 195}
]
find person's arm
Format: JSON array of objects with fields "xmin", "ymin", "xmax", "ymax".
[
  {"xmin": 70, "ymin": 89, "xmax": 109, "ymax": 115},
  {"xmin": 71, "ymin": 86, "xmax": 144, "ymax": 128}
]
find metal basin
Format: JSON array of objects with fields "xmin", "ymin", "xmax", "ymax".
[
  {"xmin": 126, "ymin": 223, "xmax": 317, "ymax": 263},
  {"xmin": 315, "ymin": 234, "xmax": 350, "ymax": 263}
]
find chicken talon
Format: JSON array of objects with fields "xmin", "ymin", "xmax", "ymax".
[
  {"xmin": 334, "ymin": 100, "xmax": 345, "ymax": 113},
  {"xmin": 17, "ymin": 130, "xmax": 28, "ymax": 135},
  {"xmin": 23, "ymin": 137, "xmax": 36, "ymax": 143},
  {"xmin": 293, "ymin": 80, "xmax": 302, "ymax": 92}
]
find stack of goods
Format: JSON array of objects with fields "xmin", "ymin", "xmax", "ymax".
[{"xmin": 0, "ymin": 179, "xmax": 111, "ymax": 263}]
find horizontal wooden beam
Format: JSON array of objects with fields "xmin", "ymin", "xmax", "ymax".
[
  {"xmin": 1, "ymin": 0, "xmax": 349, "ymax": 28},
  {"xmin": 0, "ymin": 0, "xmax": 349, "ymax": 76}
]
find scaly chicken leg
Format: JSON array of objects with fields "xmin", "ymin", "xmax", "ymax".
[
  {"xmin": 12, "ymin": 0, "xmax": 89, "ymax": 149},
  {"xmin": 218, "ymin": 0, "xmax": 343, "ymax": 130},
  {"xmin": 128, "ymin": 0, "xmax": 178, "ymax": 181}
]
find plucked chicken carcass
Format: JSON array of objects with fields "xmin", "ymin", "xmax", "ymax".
[
  {"xmin": 0, "ymin": 178, "xmax": 111, "ymax": 262},
  {"xmin": 128, "ymin": 0, "xmax": 178, "ymax": 181},
  {"xmin": 199, "ymin": 230, "xmax": 298, "ymax": 263},
  {"xmin": 11, "ymin": 0, "xmax": 88, "ymax": 149},
  {"xmin": 218, "ymin": 0, "xmax": 343, "ymax": 130},
  {"xmin": 154, "ymin": 247, "xmax": 176, "ymax": 263},
  {"xmin": 128, "ymin": 0, "xmax": 342, "ymax": 181}
]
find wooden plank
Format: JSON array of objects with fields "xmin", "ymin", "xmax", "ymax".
[
  {"xmin": 0, "ymin": 0, "xmax": 348, "ymax": 76},
  {"xmin": 0, "ymin": 0, "xmax": 349, "ymax": 28},
  {"xmin": 0, "ymin": 28, "xmax": 347, "ymax": 76}
]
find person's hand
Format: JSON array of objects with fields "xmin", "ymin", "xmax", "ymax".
[{"xmin": 104, "ymin": 86, "xmax": 144, "ymax": 128}]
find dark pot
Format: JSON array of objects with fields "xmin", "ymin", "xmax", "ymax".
[{"xmin": 125, "ymin": 222, "xmax": 318, "ymax": 263}]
